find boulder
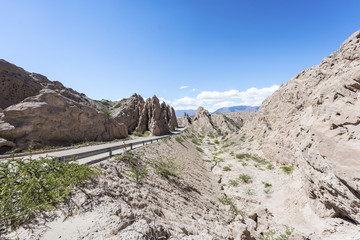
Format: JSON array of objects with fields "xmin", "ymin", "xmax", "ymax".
[{"xmin": 0, "ymin": 89, "xmax": 128, "ymax": 150}]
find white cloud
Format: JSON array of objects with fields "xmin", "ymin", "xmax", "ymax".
[
  {"xmin": 180, "ymin": 86, "xmax": 189, "ymax": 89},
  {"xmin": 192, "ymin": 88, "xmax": 196, "ymax": 91},
  {"xmin": 169, "ymin": 85, "xmax": 279, "ymax": 112}
]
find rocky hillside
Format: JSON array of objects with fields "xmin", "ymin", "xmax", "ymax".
[
  {"xmin": 0, "ymin": 60, "xmax": 177, "ymax": 153},
  {"xmin": 226, "ymin": 30, "xmax": 360, "ymax": 233}
]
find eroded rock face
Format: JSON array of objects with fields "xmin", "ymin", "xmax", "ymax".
[
  {"xmin": 247, "ymin": 30, "xmax": 360, "ymax": 225},
  {"xmin": 112, "ymin": 94, "xmax": 145, "ymax": 133},
  {"xmin": 0, "ymin": 60, "xmax": 177, "ymax": 151},
  {"xmin": 0, "ymin": 60, "xmax": 44, "ymax": 109},
  {"xmin": 0, "ymin": 89, "xmax": 128, "ymax": 150},
  {"xmin": 135, "ymin": 95, "xmax": 177, "ymax": 135}
]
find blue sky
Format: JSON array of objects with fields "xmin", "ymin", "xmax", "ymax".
[{"xmin": 1, "ymin": 0, "xmax": 360, "ymax": 111}]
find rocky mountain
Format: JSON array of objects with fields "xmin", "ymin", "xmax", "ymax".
[
  {"xmin": 214, "ymin": 105, "xmax": 259, "ymax": 113},
  {"xmin": 0, "ymin": 60, "xmax": 177, "ymax": 153},
  {"xmin": 184, "ymin": 106, "xmax": 245, "ymax": 134}
]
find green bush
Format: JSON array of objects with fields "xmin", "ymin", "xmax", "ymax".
[
  {"xmin": 236, "ymin": 153, "xmax": 252, "ymax": 160},
  {"xmin": 267, "ymin": 163, "xmax": 275, "ymax": 169},
  {"xmin": 280, "ymin": 166, "xmax": 294, "ymax": 174},
  {"xmin": 257, "ymin": 225, "xmax": 294, "ymax": 240},
  {"xmin": 262, "ymin": 181, "xmax": 272, "ymax": 188},
  {"xmin": 114, "ymin": 103, "xmax": 122, "ymax": 108},
  {"xmin": 100, "ymin": 108, "xmax": 111, "ymax": 117},
  {"xmin": 191, "ymin": 139, "xmax": 200, "ymax": 145},
  {"xmin": 116, "ymin": 151, "xmax": 148, "ymax": 183},
  {"xmin": 0, "ymin": 155, "xmax": 100, "ymax": 227},
  {"xmin": 150, "ymin": 156, "xmax": 183, "ymax": 178},
  {"xmin": 228, "ymin": 179, "xmax": 239, "ymax": 187},
  {"xmin": 214, "ymin": 140, "xmax": 220, "ymax": 145},
  {"xmin": 196, "ymin": 147, "xmax": 204, "ymax": 153},
  {"xmin": 132, "ymin": 131, "xmax": 144, "ymax": 137},
  {"xmin": 223, "ymin": 165, "xmax": 232, "ymax": 171},
  {"xmin": 101, "ymin": 101, "xmax": 110, "ymax": 106},
  {"xmin": 218, "ymin": 196, "xmax": 243, "ymax": 216},
  {"xmin": 239, "ymin": 174, "xmax": 252, "ymax": 183}
]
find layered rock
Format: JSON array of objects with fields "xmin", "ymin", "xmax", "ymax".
[
  {"xmin": 0, "ymin": 89, "xmax": 128, "ymax": 151},
  {"xmin": 246, "ymin": 30, "xmax": 360, "ymax": 225},
  {"xmin": 112, "ymin": 94, "xmax": 145, "ymax": 133},
  {"xmin": 135, "ymin": 95, "xmax": 175, "ymax": 136}
]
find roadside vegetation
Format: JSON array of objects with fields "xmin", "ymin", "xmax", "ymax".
[{"xmin": 0, "ymin": 155, "xmax": 100, "ymax": 229}]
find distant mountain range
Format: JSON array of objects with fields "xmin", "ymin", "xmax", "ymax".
[
  {"xmin": 175, "ymin": 109, "xmax": 197, "ymax": 117},
  {"xmin": 213, "ymin": 105, "xmax": 259, "ymax": 113},
  {"xmin": 175, "ymin": 105, "xmax": 259, "ymax": 117}
]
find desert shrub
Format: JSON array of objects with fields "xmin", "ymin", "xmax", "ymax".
[
  {"xmin": 191, "ymin": 139, "xmax": 200, "ymax": 145},
  {"xmin": 175, "ymin": 137, "xmax": 184, "ymax": 143},
  {"xmin": 150, "ymin": 156, "xmax": 183, "ymax": 178},
  {"xmin": 257, "ymin": 225, "xmax": 294, "ymax": 240},
  {"xmin": 236, "ymin": 153, "xmax": 252, "ymax": 160},
  {"xmin": 116, "ymin": 151, "xmax": 148, "ymax": 183},
  {"xmin": 132, "ymin": 131, "xmax": 144, "ymax": 137},
  {"xmin": 262, "ymin": 181, "xmax": 272, "ymax": 188},
  {"xmin": 0, "ymin": 155, "xmax": 100, "ymax": 228},
  {"xmin": 218, "ymin": 196, "xmax": 243, "ymax": 216},
  {"xmin": 214, "ymin": 140, "xmax": 220, "ymax": 145},
  {"xmin": 223, "ymin": 165, "xmax": 232, "ymax": 171},
  {"xmin": 267, "ymin": 163, "xmax": 275, "ymax": 169},
  {"xmin": 114, "ymin": 103, "xmax": 122, "ymax": 108},
  {"xmin": 239, "ymin": 174, "xmax": 252, "ymax": 183},
  {"xmin": 100, "ymin": 108, "xmax": 111, "ymax": 116},
  {"xmin": 208, "ymin": 134, "xmax": 215, "ymax": 139},
  {"xmin": 161, "ymin": 136, "xmax": 171, "ymax": 143},
  {"xmin": 280, "ymin": 166, "xmax": 294, "ymax": 174},
  {"xmin": 196, "ymin": 147, "xmax": 204, "ymax": 153},
  {"xmin": 101, "ymin": 100, "xmax": 110, "ymax": 106},
  {"xmin": 242, "ymin": 162, "xmax": 248, "ymax": 167},
  {"xmin": 228, "ymin": 179, "xmax": 239, "ymax": 187},
  {"xmin": 230, "ymin": 151, "xmax": 234, "ymax": 156}
]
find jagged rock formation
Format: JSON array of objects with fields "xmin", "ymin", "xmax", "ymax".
[
  {"xmin": 112, "ymin": 94, "xmax": 145, "ymax": 133},
  {"xmin": 188, "ymin": 106, "xmax": 244, "ymax": 134},
  {"xmin": 135, "ymin": 96, "xmax": 174, "ymax": 136},
  {"xmin": 0, "ymin": 60, "xmax": 177, "ymax": 152},
  {"xmin": 244, "ymin": 31, "xmax": 360, "ymax": 227},
  {"xmin": 112, "ymin": 94, "xmax": 178, "ymax": 135}
]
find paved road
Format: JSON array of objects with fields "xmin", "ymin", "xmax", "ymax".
[{"xmin": 3, "ymin": 127, "xmax": 185, "ymax": 165}]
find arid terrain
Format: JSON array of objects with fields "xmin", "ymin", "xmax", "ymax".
[{"xmin": 1, "ymin": 31, "xmax": 360, "ymax": 240}]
